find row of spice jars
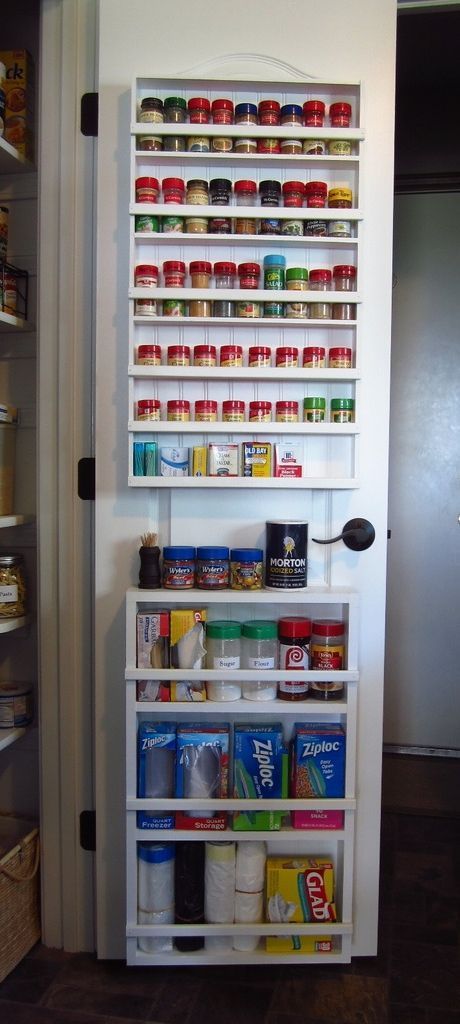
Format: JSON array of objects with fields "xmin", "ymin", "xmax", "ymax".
[
  {"xmin": 135, "ymin": 260, "xmax": 356, "ymax": 289},
  {"xmin": 136, "ymin": 397, "xmax": 355, "ymax": 423},
  {"xmin": 135, "ymin": 176, "xmax": 353, "ymax": 209},
  {"xmin": 136, "ymin": 213, "xmax": 354, "ymax": 238},
  {"xmin": 139, "ymin": 135, "xmax": 354, "ymax": 156},
  {"xmin": 135, "ymin": 298, "xmax": 356, "ymax": 320},
  {"xmin": 138, "ymin": 95, "xmax": 353, "ymax": 127},
  {"xmin": 138, "ymin": 344, "xmax": 354, "ymax": 369}
]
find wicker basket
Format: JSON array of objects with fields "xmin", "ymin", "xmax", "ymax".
[{"xmin": 0, "ymin": 815, "xmax": 41, "ymax": 982}]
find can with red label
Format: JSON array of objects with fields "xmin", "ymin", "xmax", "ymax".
[{"xmin": 277, "ymin": 617, "xmax": 311, "ymax": 701}]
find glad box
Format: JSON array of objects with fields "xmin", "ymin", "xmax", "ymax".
[
  {"xmin": 233, "ymin": 723, "xmax": 288, "ymax": 831},
  {"xmin": 291, "ymin": 724, "xmax": 345, "ymax": 829},
  {"xmin": 265, "ymin": 855, "xmax": 336, "ymax": 952}
]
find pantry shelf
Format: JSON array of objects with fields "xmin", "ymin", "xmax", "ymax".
[
  {"xmin": 133, "ymin": 315, "xmax": 357, "ymax": 328},
  {"xmin": 134, "ymin": 231, "xmax": 359, "ymax": 247},
  {"xmin": 0, "ymin": 727, "xmax": 27, "ymax": 752},
  {"xmin": 129, "ymin": 421, "xmax": 359, "ymax": 435},
  {"xmin": 134, "ymin": 151, "xmax": 359, "ymax": 170},
  {"xmin": 128, "ymin": 476, "xmax": 359, "ymax": 489},
  {"xmin": 129, "ymin": 366, "xmax": 359, "ymax": 382},
  {"xmin": 131, "ymin": 203, "xmax": 362, "ymax": 223},
  {"xmin": 131, "ymin": 123, "xmax": 364, "ymax": 142},
  {"xmin": 0, "ymin": 616, "xmax": 30, "ymax": 634}
]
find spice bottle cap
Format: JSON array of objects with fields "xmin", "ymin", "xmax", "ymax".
[{"xmin": 278, "ymin": 617, "xmax": 312, "ymax": 639}]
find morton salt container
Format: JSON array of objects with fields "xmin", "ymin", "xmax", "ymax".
[{"xmin": 265, "ymin": 521, "xmax": 308, "ymax": 590}]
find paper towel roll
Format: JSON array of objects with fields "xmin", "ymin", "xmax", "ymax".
[
  {"xmin": 204, "ymin": 842, "xmax": 235, "ymax": 924},
  {"xmin": 235, "ymin": 841, "xmax": 267, "ymax": 893},
  {"xmin": 138, "ymin": 907, "xmax": 173, "ymax": 953},
  {"xmin": 233, "ymin": 889, "xmax": 264, "ymax": 952}
]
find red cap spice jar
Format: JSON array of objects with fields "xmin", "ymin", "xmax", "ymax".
[
  {"xmin": 211, "ymin": 98, "xmax": 234, "ymax": 124},
  {"xmin": 167, "ymin": 399, "xmax": 190, "ymax": 422},
  {"xmin": 223, "ymin": 400, "xmax": 245, "ymax": 422},
  {"xmin": 188, "ymin": 96, "xmax": 211, "ymax": 123},
  {"xmin": 276, "ymin": 401, "xmax": 298, "ymax": 422},
  {"xmin": 134, "ymin": 264, "xmax": 158, "ymax": 316},
  {"xmin": 163, "ymin": 260, "xmax": 186, "ymax": 287},
  {"xmin": 258, "ymin": 99, "xmax": 281, "ymax": 125},
  {"xmin": 310, "ymin": 619, "xmax": 346, "ymax": 669},
  {"xmin": 277, "ymin": 617, "xmax": 311, "ymax": 700},
  {"xmin": 257, "ymin": 138, "xmax": 281, "ymax": 154},
  {"xmin": 195, "ymin": 400, "xmax": 218, "ymax": 422},
  {"xmin": 137, "ymin": 344, "xmax": 161, "ymax": 365},
  {"xmin": 162, "ymin": 177, "xmax": 185, "ymax": 204},
  {"xmin": 189, "ymin": 261, "xmax": 212, "ymax": 287},
  {"xmin": 238, "ymin": 262, "xmax": 260, "ymax": 289},
  {"xmin": 276, "ymin": 346, "xmax": 299, "ymax": 368},
  {"xmin": 235, "ymin": 180, "xmax": 257, "ymax": 205},
  {"xmin": 333, "ymin": 265, "xmax": 357, "ymax": 291},
  {"xmin": 303, "ymin": 100, "xmax": 325, "ymax": 127},
  {"xmin": 329, "ymin": 102, "xmax": 352, "ymax": 127},
  {"xmin": 329, "ymin": 347, "xmax": 352, "ymax": 368},
  {"xmin": 194, "ymin": 344, "xmax": 216, "ymax": 366},
  {"xmin": 167, "ymin": 344, "xmax": 190, "ymax": 366},
  {"xmin": 303, "ymin": 346, "xmax": 326, "ymax": 368},
  {"xmin": 305, "ymin": 181, "xmax": 328, "ymax": 208},
  {"xmin": 249, "ymin": 401, "xmax": 272, "ymax": 422},
  {"xmin": 135, "ymin": 176, "xmax": 159, "ymax": 203},
  {"xmin": 137, "ymin": 399, "xmax": 161, "ymax": 421},
  {"xmin": 214, "ymin": 262, "xmax": 237, "ymax": 288},
  {"xmin": 309, "ymin": 269, "xmax": 332, "ymax": 290},
  {"xmin": 220, "ymin": 345, "xmax": 243, "ymax": 367},
  {"xmin": 248, "ymin": 346, "xmax": 271, "ymax": 367},
  {"xmin": 282, "ymin": 181, "xmax": 305, "ymax": 208}
]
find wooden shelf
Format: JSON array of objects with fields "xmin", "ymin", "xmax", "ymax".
[{"xmin": 0, "ymin": 726, "xmax": 26, "ymax": 752}]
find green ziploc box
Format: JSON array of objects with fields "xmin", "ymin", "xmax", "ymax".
[{"xmin": 232, "ymin": 723, "xmax": 289, "ymax": 831}]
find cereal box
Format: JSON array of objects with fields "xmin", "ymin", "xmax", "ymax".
[
  {"xmin": 175, "ymin": 724, "xmax": 229, "ymax": 830},
  {"xmin": 233, "ymin": 723, "xmax": 288, "ymax": 831},
  {"xmin": 0, "ymin": 50, "xmax": 35, "ymax": 161},
  {"xmin": 265, "ymin": 855, "xmax": 336, "ymax": 952},
  {"xmin": 290, "ymin": 723, "xmax": 345, "ymax": 829}
]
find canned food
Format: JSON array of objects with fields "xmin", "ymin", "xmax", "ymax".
[{"xmin": 0, "ymin": 553, "xmax": 26, "ymax": 617}]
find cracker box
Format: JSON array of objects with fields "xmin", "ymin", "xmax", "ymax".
[
  {"xmin": 233, "ymin": 723, "xmax": 288, "ymax": 831},
  {"xmin": 290, "ymin": 723, "xmax": 345, "ymax": 829},
  {"xmin": 0, "ymin": 50, "xmax": 35, "ymax": 162},
  {"xmin": 274, "ymin": 443, "xmax": 303, "ymax": 478},
  {"xmin": 265, "ymin": 855, "xmax": 336, "ymax": 952},
  {"xmin": 208, "ymin": 443, "xmax": 239, "ymax": 477},
  {"xmin": 137, "ymin": 722, "xmax": 176, "ymax": 829},
  {"xmin": 175, "ymin": 724, "xmax": 229, "ymax": 830},
  {"xmin": 242, "ymin": 441, "xmax": 271, "ymax": 477}
]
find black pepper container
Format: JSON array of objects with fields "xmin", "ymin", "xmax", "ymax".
[
  {"xmin": 259, "ymin": 180, "xmax": 281, "ymax": 207},
  {"xmin": 209, "ymin": 179, "xmax": 232, "ymax": 205}
]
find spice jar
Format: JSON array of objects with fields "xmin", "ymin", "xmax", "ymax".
[
  {"xmin": 188, "ymin": 96, "xmax": 211, "ymax": 124},
  {"xmin": 328, "ymin": 139, "xmax": 352, "ymax": 156},
  {"xmin": 205, "ymin": 621, "xmax": 242, "ymax": 701},
  {"xmin": 241, "ymin": 620, "xmax": 278, "ymax": 701},
  {"xmin": 258, "ymin": 99, "xmax": 280, "ymax": 125},
  {"xmin": 167, "ymin": 344, "xmax": 190, "ymax": 366},
  {"xmin": 137, "ymin": 399, "xmax": 161, "ymax": 421},
  {"xmin": 329, "ymin": 102, "xmax": 352, "ymax": 127},
  {"xmin": 209, "ymin": 178, "xmax": 232, "ymax": 205},
  {"xmin": 328, "ymin": 187, "xmax": 353, "ymax": 208},
  {"xmin": 212, "ymin": 98, "xmax": 234, "ymax": 123},
  {"xmin": 230, "ymin": 548, "xmax": 263, "ymax": 590},
  {"xmin": 286, "ymin": 267, "xmax": 308, "ymax": 290},
  {"xmin": 303, "ymin": 346, "xmax": 326, "ymax": 368},
  {"xmin": 138, "ymin": 344, "xmax": 161, "ymax": 365},
  {"xmin": 139, "ymin": 135, "xmax": 162, "ymax": 152},
  {"xmin": 135, "ymin": 176, "xmax": 159, "ymax": 203},
  {"xmin": 277, "ymin": 617, "xmax": 311, "ymax": 701},
  {"xmin": 282, "ymin": 181, "xmax": 305, "ymax": 208},
  {"xmin": 238, "ymin": 262, "xmax": 260, "ymax": 289},
  {"xmin": 328, "ymin": 220, "xmax": 352, "ymax": 238},
  {"xmin": 309, "ymin": 618, "xmax": 346, "ymax": 701},
  {"xmin": 162, "ymin": 546, "xmax": 195, "ymax": 589},
  {"xmin": 280, "ymin": 139, "xmax": 302, "ymax": 155},
  {"xmin": 162, "ymin": 215, "xmax": 184, "ymax": 233},
  {"xmin": 164, "ymin": 96, "xmax": 187, "ymax": 123},
  {"xmin": 195, "ymin": 400, "xmax": 217, "ymax": 422},
  {"xmin": 276, "ymin": 401, "xmax": 298, "ymax": 422},
  {"xmin": 163, "ymin": 260, "xmax": 186, "ymax": 287},
  {"xmin": 249, "ymin": 400, "xmax": 271, "ymax": 422},
  {"xmin": 0, "ymin": 554, "xmax": 27, "ymax": 618},
  {"xmin": 189, "ymin": 260, "xmax": 212, "ymax": 288},
  {"xmin": 308, "ymin": 269, "xmax": 332, "ymax": 319},
  {"xmin": 305, "ymin": 181, "xmax": 328, "ymax": 208},
  {"xmin": 209, "ymin": 213, "xmax": 231, "ymax": 234},
  {"xmin": 303, "ymin": 99, "xmax": 325, "ymax": 126},
  {"xmin": 139, "ymin": 96, "xmax": 164, "ymax": 123},
  {"xmin": 186, "ymin": 179, "xmax": 209, "ymax": 205},
  {"xmin": 223, "ymin": 400, "xmax": 245, "ymax": 421},
  {"xmin": 220, "ymin": 345, "xmax": 243, "ymax": 367},
  {"xmin": 189, "ymin": 299, "xmax": 211, "ymax": 317},
  {"xmin": 276, "ymin": 346, "xmax": 298, "ymax": 368},
  {"xmin": 304, "ymin": 218, "xmax": 327, "ymax": 237},
  {"xmin": 196, "ymin": 547, "xmax": 230, "ymax": 590},
  {"xmin": 234, "ymin": 138, "xmax": 257, "ymax": 154},
  {"xmin": 213, "ymin": 261, "xmax": 236, "ymax": 317},
  {"xmin": 333, "ymin": 265, "xmax": 357, "ymax": 291},
  {"xmin": 163, "ymin": 298, "xmax": 186, "ymax": 316},
  {"xmin": 329, "ymin": 347, "xmax": 352, "ymax": 368},
  {"xmin": 280, "ymin": 103, "xmax": 302, "ymax": 127},
  {"xmin": 281, "ymin": 218, "xmax": 304, "ymax": 237},
  {"xmin": 257, "ymin": 138, "xmax": 281, "ymax": 154},
  {"xmin": 235, "ymin": 102, "xmax": 257, "ymax": 125},
  {"xmin": 167, "ymin": 399, "xmax": 190, "ymax": 421},
  {"xmin": 304, "ymin": 397, "xmax": 326, "ymax": 422},
  {"xmin": 135, "ymin": 264, "xmax": 158, "ymax": 316},
  {"xmin": 263, "ymin": 254, "xmax": 286, "ymax": 290},
  {"xmin": 135, "ymin": 214, "xmax": 159, "ymax": 233},
  {"xmin": 259, "ymin": 215, "xmax": 281, "ymax": 235},
  {"xmin": 185, "ymin": 216, "xmax": 208, "ymax": 234},
  {"xmin": 330, "ymin": 398, "xmax": 355, "ymax": 422},
  {"xmin": 333, "ymin": 303, "xmax": 356, "ymax": 321},
  {"xmin": 248, "ymin": 346, "xmax": 271, "ymax": 367},
  {"xmin": 259, "ymin": 180, "xmax": 281, "ymax": 207},
  {"xmin": 234, "ymin": 180, "xmax": 257, "ymax": 235},
  {"xmin": 162, "ymin": 178, "xmax": 185, "ymax": 204},
  {"xmin": 163, "ymin": 136, "xmax": 186, "ymax": 152},
  {"xmin": 187, "ymin": 136, "xmax": 210, "ymax": 153},
  {"xmin": 303, "ymin": 138, "xmax": 327, "ymax": 155},
  {"xmin": 193, "ymin": 344, "xmax": 216, "ymax": 366}
]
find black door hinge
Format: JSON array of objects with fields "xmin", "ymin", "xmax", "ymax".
[
  {"xmin": 80, "ymin": 810, "xmax": 96, "ymax": 851},
  {"xmin": 78, "ymin": 457, "xmax": 95, "ymax": 500},
  {"xmin": 81, "ymin": 93, "xmax": 98, "ymax": 137}
]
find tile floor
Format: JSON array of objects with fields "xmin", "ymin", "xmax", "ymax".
[{"xmin": 0, "ymin": 812, "xmax": 459, "ymax": 1024}]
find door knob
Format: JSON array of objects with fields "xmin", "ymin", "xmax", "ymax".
[{"xmin": 312, "ymin": 518, "xmax": 376, "ymax": 551}]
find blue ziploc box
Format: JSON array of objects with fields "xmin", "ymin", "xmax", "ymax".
[
  {"xmin": 175, "ymin": 724, "xmax": 230, "ymax": 830},
  {"xmin": 290, "ymin": 723, "xmax": 345, "ymax": 830},
  {"xmin": 137, "ymin": 722, "xmax": 176, "ymax": 829},
  {"xmin": 233, "ymin": 723, "xmax": 288, "ymax": 831}
]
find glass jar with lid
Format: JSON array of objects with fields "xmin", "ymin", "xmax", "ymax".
[
  {"xmin": 188, "ymin": 96, "xmax": 211, "ymax": 124},
  {"xmin": 139, "ymin": 97, "xmax": 164, "ymax": 123},
  {"xmin": 241, "ymin": 620, "xmax": 278, "ymax": 701},
  {"xmin": 186, "ymin": 179, "xmax": 209, "ymax": 205},
  {"xmin": 205, "ymin": 621, "xmax": 242, "ymax": 701},
  {"xmin": 333, "ymin": 265, "xmax": 357, "ymax": 291},
  {"xmin": 164, "ymin": 96, "xmax": 187, "ymax": 123},
  {"xmin": 0, "ymin": 553, "xmax": 27, "ymax": 618}
]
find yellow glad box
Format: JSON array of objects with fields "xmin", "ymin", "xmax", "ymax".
[
  {"xmin": 265, "ymin": 855, "xmax": 336, "ymax": 953},
  {"xmin": 0, "ymin": 50, "xmax": 35, "ymax": 161}
]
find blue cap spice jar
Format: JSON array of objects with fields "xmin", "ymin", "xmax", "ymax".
[{"xmin": 162, "ymin": 546, "xmax": 196, "ymax": 589}]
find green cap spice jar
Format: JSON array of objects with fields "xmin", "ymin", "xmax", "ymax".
[
  {"xmin": 331, "ymin": 398, "xmax": 355, "ymax": 422},
  {"xmin": 304, "ymin": 397, "xmax": 326, "ymax": 423}
]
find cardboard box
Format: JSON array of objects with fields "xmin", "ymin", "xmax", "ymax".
[
  {"xmin": 0, "ymin": 50, "xmax": 35, "ymax": 162},
  {"xmin": 160, "ymin": 446, "xmax": 189, "ymax": 476},
  {"xmin": 208, "ymin": 443, "xmax": 239, "ymax": 476},
  {"xmin": 169, "ymin": 609, "xmax": 207, "ymax": 702},
  {"xmin": 274, "ymin": 443, "xmax": 303, "ymax": 478},
  {"xmin": 191, "ymin": 446, "xmax": 207, "ymax": 476},
  {"xmin": 265, "ymin": 855, "xmax": 336, "ymax": 952},
  {"xmin": 290, "ymin": 723, "xmax": 345, "ymax": 829},
  {"xmin": 136, "ymin": 611, "xmax": 169, "ymax": 669},
  {"xmin": 137, "ymin": 722, "xmax": 176, "ymax": 829},
  {"xmin": 242, "ymin": 441, "xmax": 271, "ymax": 477},
  {"xmin": 175, "ymin": 724, "xmax": 229, "ymax": 830},
  {"xmin": 233, "ymin": 723, "xmax": 288, "ymax": 831}
]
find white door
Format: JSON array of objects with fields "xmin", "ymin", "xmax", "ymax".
[{"xmin": 94, "ymin": 0, "xmax": 397, "ymax": 958}]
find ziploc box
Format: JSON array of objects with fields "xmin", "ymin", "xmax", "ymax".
[
  {"xmin": 290, "ymin": 723, "xmax": 345, "ymax": 830},
  {"xmin": 169, "ymin": 609, "xmax": 206, "ymax": 702},
  {"xmin": 137, "ymin": 722, "xmax": 176, "ymax": 829},
  {"xmin": 265, "ymin": 856, "xmax": 336, "ymax": 952},
  {"xmin": 175, "ymin": 723, "xmax": 229, "ymax": 830},
  {"xmin": 242, "ymin": 442, "xmax": 271, "ymax": 477},
  {"xmin": 233, "ymin": 723, "xmax": 288, "ymax": 831}
]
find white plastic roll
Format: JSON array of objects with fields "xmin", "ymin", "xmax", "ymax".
[
  {"xmin": 138, "ymin": 843, "xmax": 175, "ymax": 913},
  {"xmin": 233, "ymin": 889, "xmax": 264, "ymax": 952},
  {"xmin": 204, "ymin": 935, "xmax": 233, "ymax": 952},
  {"xmin": 138, "ymin": 907, "xmax": 173, "ymax": 953},
  {"xmin": 204, "ymin": 841, "xmax": 235, "ymax": 924},
  {"xmin": 235, "ymin": 841, "xmax": 267, "ymax": 893}
]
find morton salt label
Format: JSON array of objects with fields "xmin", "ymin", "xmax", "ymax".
[{"xmin": 265, "ymin": 520, "xmax": 308, "ymax": 590}]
